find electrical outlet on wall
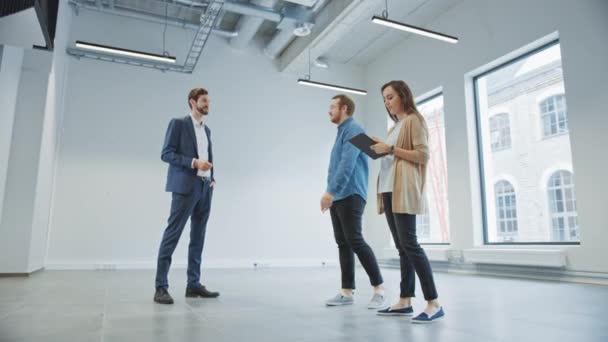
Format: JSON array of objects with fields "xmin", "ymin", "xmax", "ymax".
[{"xmin": 96, "ymin": 264, "xmax": 117, "ymax": 271}]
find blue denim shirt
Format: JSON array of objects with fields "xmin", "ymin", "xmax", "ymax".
[{"xmin": 326, "ymin": 117, "xmax": 369, "ymax": 202}]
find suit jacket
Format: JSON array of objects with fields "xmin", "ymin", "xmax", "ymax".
[{"xmin": 161, "ymin": 115, "xmax": 215, "ymax": 194}]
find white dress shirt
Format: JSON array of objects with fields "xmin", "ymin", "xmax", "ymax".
[{"xmin": 190, "ymin": 114, "xmax": 211, "ymax": 178}]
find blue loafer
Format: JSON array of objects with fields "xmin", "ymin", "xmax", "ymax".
[
  {"xmin": 377, "ymin": 306, "xmax": 414, "ymax": 316},
  {"xmin": 411, "ymin": 307, "xmax": 445, "ymax": 323}
]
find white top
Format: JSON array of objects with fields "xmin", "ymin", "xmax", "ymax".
[
  {"xmin": 378, "ymin": 120, "xmax": 404, "ymax": 194},
  {"xmin": 190, "ymin": 114, "xmax": 211, "ymax": 178}
]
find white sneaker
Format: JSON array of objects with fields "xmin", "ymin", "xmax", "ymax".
[
  {"xmin": 325, "ymin": 293, "xmax": 354, "ymax": 306},
  {"xmin": 367, "ymin": 293, "xmax": 386, "ymax": 309}
]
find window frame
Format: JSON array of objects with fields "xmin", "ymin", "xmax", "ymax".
[
  {"xmin": 489, "ymin": 113, "xmax": 512, "ymax": 151},
  {"xmin": 494, "ymin": 180, "xmax": 518, "ymax": 241},
  {"xmin": 472, "ymin": 38, "xmax": 580, "ymax": 246},
  {"xmin": 540, "ymin": 94, "xmax": 569, "ymax": 138}
]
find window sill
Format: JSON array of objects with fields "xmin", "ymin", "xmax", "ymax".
[{"xmin": 541, "ymin": 131, "xmax": 569, "ymax": 140}]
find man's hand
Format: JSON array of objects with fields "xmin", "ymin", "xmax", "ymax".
[
  {"xmin": 320, "ymin": 192, "xmax": 334, "ymax": 212},
  {"xmin": 210, "ymin": 181, "xmax": 216, "ymax": 188},
  {"xmin": 193, "ymin": 159, "xmax": 213, "ymax": 171}
]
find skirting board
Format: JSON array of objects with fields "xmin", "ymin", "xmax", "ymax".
[
  {"xmin": 379, "ymin": 259, "xmax": 608, "ymax": 286},
  {"xmin": 44, "ymin": 258, "xmax": 339, "ymax": 270},
  {"xmin": 0, "ymin": 267, "xmax": 44, "ymax": 277}
]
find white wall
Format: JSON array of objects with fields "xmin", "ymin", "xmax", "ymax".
[
  {"xmin": 45, "ymin": 10, "xmax": 367, "ymax": 269},
  {"xmin": 29, "ymin": 0, "xmax": 73, "ymax": 272},
  {"xmin": 40, "ymin": 0, "xmax": 608, "ymax": 274},
  {"xmin": 362, "ymin": 0, "xmax": 608, "ymax": 273},
  {"xmin": 0, "ymin": 45, "xmax": 24, "ymax": 273},
  {"xmin": 0, "ymin": 49, "xmax": 52, "ymax": 274}
]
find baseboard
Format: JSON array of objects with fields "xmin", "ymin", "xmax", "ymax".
[
  {"xmin": 462, "ymin": 248, "xmax": 567, "ymax": 267},
  {"xmin": 44, "ymin": 258, "xmax": 339, "ymax": 270},
  {"xmin": 0, "ymin": 273, "xmax": 30, "ymax": 277},
  {"xmin": 0, "ymin": 267, "xmax": 43, "ymax": 277},
  {"xmin": 379, "ymin": 258, "xmax": 608, "ymax": 286}
]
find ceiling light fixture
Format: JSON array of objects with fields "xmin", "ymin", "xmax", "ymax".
[
  {"xmin": 75, "ymin": 41, "xmax": 177, "ymax": 63},
  {"xmin": 297, "ymin": 79, "xmax": 367, "ymax": 95},
  {"xmin": 297, "ymin": 49, "xmax": 367, "ymax": 95},
  {"xmin": 371, "ymin": 0, "xmax": 458, "ymax": 44}
]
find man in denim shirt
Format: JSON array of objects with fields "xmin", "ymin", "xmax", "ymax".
[{"xmin": 321, "ymin": 94, "xmax": 386, "ymax": 309}]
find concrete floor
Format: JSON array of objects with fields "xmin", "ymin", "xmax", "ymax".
[{"xmin": 1, "ymin": 267, "xmax": 607, "ymax": 342}]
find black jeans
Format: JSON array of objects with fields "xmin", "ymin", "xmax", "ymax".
[
  {"xmin": 330, "ymin": 194, "xmax": 383, "ymax": 289},
  {"xmin": 382, "ymin": 192, "xmax": 438, "ymax": 300}
]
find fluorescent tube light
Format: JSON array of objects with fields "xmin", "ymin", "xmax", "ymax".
[
  {"xmin": 371, "ymin": 16, "xmax": 458, "ymax": 44},
  {"xmin": 75, "ymin": 41, "xmax": 177, "ymax": 63},
  {"xmin": 297, "ymin": 79, "xmax": 367, "ymax": 96}
]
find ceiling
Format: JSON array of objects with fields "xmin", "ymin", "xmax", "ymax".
[
  {"xmin": 322, "ymin": 0, "xmax": 461, "ymax": 66},
  {"xmin": 0, "ymin": 7, "xmax": 46, "ymax": 49},
  {"xmin": 65, "ymin": 0, "xmax": 459, "ymax": 72}
]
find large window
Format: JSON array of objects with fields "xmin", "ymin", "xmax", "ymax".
[
  {"xmin": 495, "ymin": 180, "xmax": 518, "ymax": 241},
  {"xmin": 548, "ymin": 170, "xmax": 579, "ymax": 241},
  {"xmin": 489, "ymin": 113, "xmax": 511, "ymax": 151},
  {"xmin": 541, "ymin": 94, "xmax": 568, "ymax": 137},
  {"xmin": 389, "ymin": 93, "xmax": 450, "ymax": 244},
  {"xmin": 417, "ymin": 215, "xmax": 431, "ymax": 240},
  {"xmin": 474, "ymin": 40, "xmax": 579, "ymax": 244}
]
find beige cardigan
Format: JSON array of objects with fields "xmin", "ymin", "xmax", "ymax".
[{"xmin": 377, "ymin": 113, "xmax": 430, "ymax": 215}]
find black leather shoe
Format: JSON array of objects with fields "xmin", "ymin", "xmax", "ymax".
[
  {"xmin": 185, "ymin": 285, "xmax": 220, "ymax": 298},
  {"xmin": 154, "ymin": 288, "xmax": 174, "ymax": 304}
]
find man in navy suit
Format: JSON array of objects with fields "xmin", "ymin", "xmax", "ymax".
[{"xmin": 154, "ymin": 88, "xmax": 219, "ymax": 304}]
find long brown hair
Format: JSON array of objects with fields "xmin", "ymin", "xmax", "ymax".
[{"xmin": 381, "ymin": 80, "xmax": 428, "ymax": 133}]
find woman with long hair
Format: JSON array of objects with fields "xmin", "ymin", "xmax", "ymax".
[{"xmin": 370, "ymin": 80, "xmax": 444, "ymax": 323}]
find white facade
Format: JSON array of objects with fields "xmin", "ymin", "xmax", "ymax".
[{"xmin": 479, "ymin": 44, "xmax": 577, "ymax": 243}]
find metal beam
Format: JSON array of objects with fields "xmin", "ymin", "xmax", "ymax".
[
  {"xmin": 67, "ymin": 0, "xmax": 227, "ymax": 73},
  {"xmin": 68, "ymin": 0, "xmax": 234, "ymax": 37},
  {"xmin": 182, "ymin": 0, "xmax": 224, "ymax": 72}
]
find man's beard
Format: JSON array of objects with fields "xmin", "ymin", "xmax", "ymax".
[{"xmin": 197, "ymin": 106, "xmax": 209, "ymax": 115}]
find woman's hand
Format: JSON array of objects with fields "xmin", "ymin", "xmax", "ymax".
[{"xmin": 370, "ymin": 137, "xmax": 391, "ymax": 155}]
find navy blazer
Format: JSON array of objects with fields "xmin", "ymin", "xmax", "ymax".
[{"xmin": 161, "ymin": 115, "xmax": 214, "ymax": 194}]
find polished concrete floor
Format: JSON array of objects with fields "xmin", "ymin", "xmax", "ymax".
[{"xmin": 1, "ymin": 267, "xmax": 607, "ymax": 342}]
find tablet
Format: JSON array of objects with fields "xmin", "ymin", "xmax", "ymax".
[{"xmin": 349, "ymin": 133, "xmax": 389, "ymax": 160}]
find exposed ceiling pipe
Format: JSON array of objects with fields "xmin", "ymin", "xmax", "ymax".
[
  {"xmin": 223, "ymin": 0, "xmax": 282, "ymax": 22},
  {"xmin": 264, "ymin": 27, "xmax": 296, "ymax": 59},
  {"xmin": 213, "ymin": 28, "xmax": 238, "ymax": 38},
  {"xmin": 311, "ymin": 0, "xmax": 328, "ymax": 13},
  {"xmin": 68, "ymin": 0, "xmax": 237, "ymax": 37},
  {"xmin": 172, "ymin": 0, "xmax": 206, "ymax": 8},
  {"xmin": 78, "ymin": 0, "xmax": 285, "ymax": 22},
  {"xmin": 230, "ymin": 0, "xmax": 279, "ymax": 49},
  {"xmin": 169, "ymin": 0, "xmax": 296, "ymax": 23},
  {"xmin": 264, "ymin": 0, "xmax": 327, "ymax": 60}
]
